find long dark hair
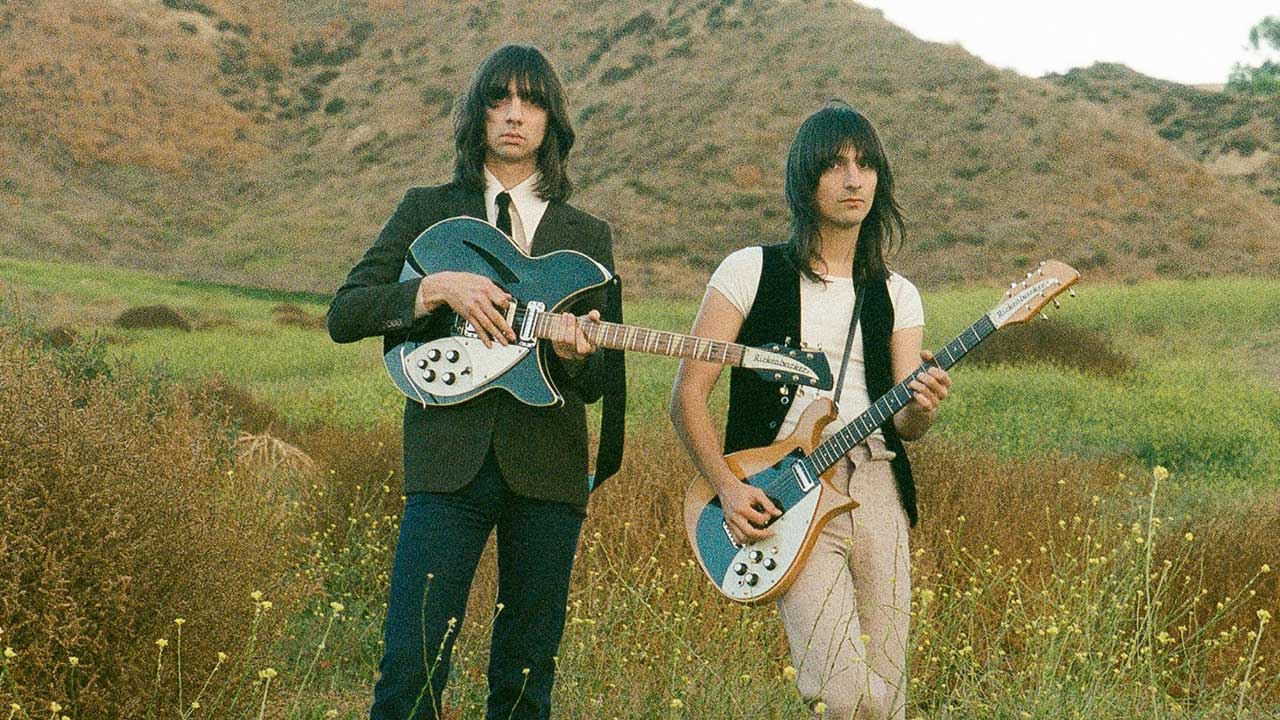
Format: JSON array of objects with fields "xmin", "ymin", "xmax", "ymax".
[
  {"xmin": 453, "ymin": 44, "xmax": 575, "ymax": 201},
  {"xmin": 784, "ymin": 101, "xmax": 906, "ymax": 285}
]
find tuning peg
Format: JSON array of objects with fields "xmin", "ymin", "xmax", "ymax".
[
  {"xmin": 1039, "ymin": 312, "xmax": 1049, "ymax": 320},
  {"xmin": 1026, "ymin": 272, "xmax": 1033, "ymax": 280},
  {"xmin": 1009, "ymin": 282, "xmax": 1018, "ymax": 290},
  {"xmin": 1069, "ymin": 288, "xmax": 1077, "ymax": 298},
  {"xmin": 1052, "ymin": 299, "xmax": 1061, "ymax": 309}
]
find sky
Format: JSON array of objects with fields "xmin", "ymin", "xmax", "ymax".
[{"xmin": 858, "ymin": 1, "xmax": 1278, "ymax": 86}]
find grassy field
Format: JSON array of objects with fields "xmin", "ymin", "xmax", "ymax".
[
  {"xmin": 3, "ymin": 256, "xmax": 1278, "ymax": 504},
  {"xmin": 3, "ymin": 257, "xmax": 1280, "ymax": 718}
]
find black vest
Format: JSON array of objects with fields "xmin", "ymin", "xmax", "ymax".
[{"xmin": 723, "ymin": 244, "xmax": 919, "ymax": 526}]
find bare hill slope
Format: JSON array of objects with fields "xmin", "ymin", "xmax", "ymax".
[
  {"xmin": 2, "ymin": 1, "xmax": 1278, "ymax": 296},
  {"xmin": 1047, "ymin": 62, "xmax": 1280, "ymax": 217}
]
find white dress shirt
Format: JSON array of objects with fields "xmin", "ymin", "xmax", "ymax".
[{"xmin": 484, "ymin": 167, "xmax": 550, "ymax": 253}]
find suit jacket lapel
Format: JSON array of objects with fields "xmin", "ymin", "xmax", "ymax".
[
  {"xmin": 530, "ymin": 201, "xmax": 574, "ymax": 256},
  {"xmin": 440, "ymin": 182, "xmax": 486, "ymax": 222}
]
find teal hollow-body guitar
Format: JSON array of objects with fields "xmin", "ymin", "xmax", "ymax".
[
  {"xmin": 385, "ymin": 217, "xmax": 835, "ymax": 407},
  {"xmin": 684, "ymin": 260, "xmax": 1081, "ymax": 604}
]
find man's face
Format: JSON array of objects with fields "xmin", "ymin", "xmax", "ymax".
[
  {"xmin": 484, "ymin": 79, "xmax": 548, "ymax": 168},
  {"xmin": 814, "ymin": 146, "xmax": 878, "ymax": 229}
]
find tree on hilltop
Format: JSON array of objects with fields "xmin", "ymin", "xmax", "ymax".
[{"xmin": 1227, "ymin": 16, "xmax": 1280, "ymax": 94}]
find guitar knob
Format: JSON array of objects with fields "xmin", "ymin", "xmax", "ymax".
[
  {"xmin": 427, "ymin": 349, "xmax": 441, "ymax": 362},
  {"xmin": 733, "ymin": 563, "xmax": 748, "ymax": 576},
  {"xmin": 417, "ymin": 359, "xmax": 428, "ymax": 369},
  {"xmin": 763, "ymin": 558, "xmax": 777, "ymax": 571},
  {"xmin": 442, "ymin": 372, "xmax": 456, "ymax": 385},
  {"xmin": 746, "ymin": 573, "xmax": 760, "ymax": 586},
  {"xmin": 423, "ymin": 370, "xmax": 436, "ymax": 383},
  {"xmin": 445, "ymin": 350, "xmax": 460, "ymax": 363},
  {"xmin": 749, "ymin": 550, "xmax": 763, "ymax": 563}
]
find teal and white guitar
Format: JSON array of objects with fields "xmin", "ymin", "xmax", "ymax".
[
  {"xmin": 386, "ymin": 217, "xmax": 834, "ymax": 407},
  {"xmin": 684, "ymin": 260, "xmax": 1081, "ymax": 604}
]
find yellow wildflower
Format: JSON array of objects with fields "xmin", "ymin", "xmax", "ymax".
[
  {"xmin": 814, "ymin": 701, "xmax": 828, "ymax": 716},
  {"xmin": 783, "ymin": 665, "xmax": 797, "ymax": 681},
  {"xmin": 50, "ymin": 702, "xmax": 62, "ymax": 713},
  {"xmin": 3, "ymin": 647, "xmax": 15, "ymax": 659},
  {"xmin": 68, "ymin": 656, "xmax": 79, "ymax": 667},
  {"xmin": 258, "ymin": 667, "xmax": 278, "ymax": 680},
  {"xmin": 330, "ymin": 601, "xmax": 345, "ymax": 615},
  {"xmin": 670, "ymin": 698, "xmax": 684, "ymax": 709},
  {"xmin": 155, "ymin": 638, "xmax": 168, "ymax": 649},
  {"xmin": 217, "ymin": 652, "xmax": 228, "ymax": 663},
  {"xmin": 1152, "ymin": 466, "xmax": 1169, "ymax": 482},
  {"xmin": 1259, "ymin": 610, "xmax": 1272, "ymax": 624},
  {"xmin": 1185, "ymin": 533, "xmax": 1194, "ymax": 542},
  {"xmin": 174, "ymin": 618, "xmax": 185, "ymax": 627},
  {"xmin": 251, "ymin": 590, "xmax": 263, "ymax": 602}
]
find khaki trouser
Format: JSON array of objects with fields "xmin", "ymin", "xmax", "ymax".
[{"xmin": 777, "ymin": 438, "xmax": 911, "ymax": 720}]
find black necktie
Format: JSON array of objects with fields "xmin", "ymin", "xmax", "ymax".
[{"xmin": 495, "ymin": 191, "xmax": 513, "ymax": 238}]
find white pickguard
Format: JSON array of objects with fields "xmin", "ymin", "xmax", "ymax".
[
  {"xmin": 401, "ymin": 338, "xmax": 529, "ymax": 398},
  {"xmin": 719, "ymin": 489, "xmax": 819, "ymax": 601}
]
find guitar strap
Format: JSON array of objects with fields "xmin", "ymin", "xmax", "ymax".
[
  {"xmin": 832, "ymin": 281, "xmax": 866, "ymax": 406},
  {"xmin": 588, "ymin": 274, "xmax": 626, "ymax": 491}
]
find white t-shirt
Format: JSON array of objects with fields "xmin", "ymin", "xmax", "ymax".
[{"xmin": 708, "ymin": 246, "xmax": 924, "ymax": 442}]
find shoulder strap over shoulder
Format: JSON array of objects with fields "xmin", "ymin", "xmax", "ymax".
[{"xmin": 588, "ymin": 274, "xmax": 626, "ymax": 491}]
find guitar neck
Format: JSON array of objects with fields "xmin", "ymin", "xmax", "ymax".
[
  {"xmin": 807, "ymin": 313, "xmax": 997, "ymax": 476},
  {"xmin": 531, "ymin": 312, "xmax": 747, "ymax": 366}
]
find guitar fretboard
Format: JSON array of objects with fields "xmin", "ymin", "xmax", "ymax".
[
  {"xmin": 528, "ymin": 311, "xmax": 746, "ymax": 366},
  {"xmin": 806, "ymin": 314, "xmax": 997, "ymax": 475}
]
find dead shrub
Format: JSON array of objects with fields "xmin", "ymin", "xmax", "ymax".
[
  {"xmin": 113, "ymin": 304, "xmax": 192, "ymax": 332},
  {"xmin": 39, "ymin": 325, "xmax": 78, "ymax": 349},
  {"xmin": 966, "ymin": 321, "xmax": 1135, "ymax": 378},
  {"xmin": 910, "ymin": 437, "xmax": 1122, "ymax": 581},
  {"xmin": 0, "ymin": 326, "xmax": 304, "ymax": 718},
  {"xmin": 189, "ymin": 375, "xmax": 282, "ymax": 434},
  {"xmin": 272, "ymin": 303, "xmax": 327, "ymax": 330},
  {"xmin": 235, "ymin": 431, "xmax": 317, "ymax": 474},
  {"xmin": 291, "ymin": 424, "xmax": 405, "ymax": 537},
  {"xmin": 1163, "ymin": 488, "xmax": 1280, "ymax": 683}
]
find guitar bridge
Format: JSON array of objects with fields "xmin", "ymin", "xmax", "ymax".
[{"xmin": 722, "ymin": 520, "xmax": 744, "ymax": 550}]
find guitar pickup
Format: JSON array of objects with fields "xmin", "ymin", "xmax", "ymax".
[
  {"xmin": 519, "ymin": 301, "xmax": 544, "ymax": 344},
  {"xmin": 456, "ymin": 302, "xmax": 535, "ymax": 347},
  {"xmin": 792, "ymin": 461, "xmax": 817, "ymax": 493}
]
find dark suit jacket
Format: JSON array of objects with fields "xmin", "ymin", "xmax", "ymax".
[{"xmin": 327, "ymin": 181, "xmax": 614, "ymax": 510}]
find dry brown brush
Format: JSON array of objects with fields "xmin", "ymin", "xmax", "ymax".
[
  {"xmin": 0, "ymin": 326, "xmax": 303, "ymax": 718},
  {"xmin": 964, "ymin": 321, "xmax": 1136, "ymax": 378}
]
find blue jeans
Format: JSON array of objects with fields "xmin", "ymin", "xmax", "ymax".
[{"xmin": 369, "ymin": 451, "xmax": 584, "ymax": 720}]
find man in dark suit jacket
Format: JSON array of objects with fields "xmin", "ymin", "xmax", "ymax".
[{"xmin": 327, "ymin": 45, "xmax": 615, "ymax": 720}]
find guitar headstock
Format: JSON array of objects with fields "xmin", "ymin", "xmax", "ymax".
[
  {"xmin": 743, "ymin": 343, "xmax": 834, "ymax": 390},
  {"xmin": 987, "ymin": 260, "xmax": 1081, "ymax": 329}
]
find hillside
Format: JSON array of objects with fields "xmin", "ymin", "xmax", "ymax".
[
  {"xmin": 2, "ymin": 0, "xmax": 1279, "ymax": 297},
  {"xmin": 1047, "ymin": 62, "xmax": 1280, "ymax": 214}
]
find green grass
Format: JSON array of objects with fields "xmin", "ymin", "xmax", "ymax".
[{"xmin": 3, "ymin": 256, "xmax": 1279, "ymax": 505}]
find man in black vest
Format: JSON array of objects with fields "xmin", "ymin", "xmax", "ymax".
[
  {"xmin": 670, "ymin": 102, "xmax": 952, "ymax": 720},
  {"xmin": 328, "ymin": 45, "xmax": 614, "ymax": 720}
]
